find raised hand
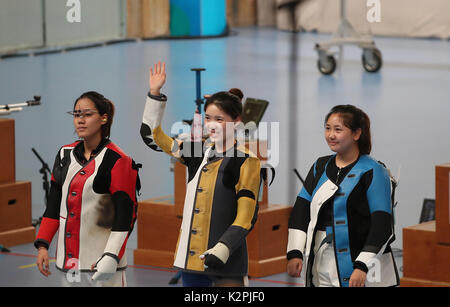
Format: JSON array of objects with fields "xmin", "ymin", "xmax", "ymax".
[{"xmin": 149, "ymin": 61, "xmax": 166, "ymax": 96}]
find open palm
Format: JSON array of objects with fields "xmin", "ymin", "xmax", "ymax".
[{"xmin": 149, "ymin": 61, "xmax": 166, "ymax": 95}]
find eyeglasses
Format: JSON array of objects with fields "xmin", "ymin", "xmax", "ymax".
[{"xmin": 67, "ymin": 109, "xmax": 99, "ymax": 119}]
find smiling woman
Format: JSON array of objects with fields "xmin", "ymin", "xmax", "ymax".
[
  {"xmin": 204, "ymin": 89, "xmax": 243, "ymax": 153},
  {"xmin": 287, "ymin": 104, "xmax": 399, "ymax": 287},
  {"xmin": 324, "ymin": 105, "xmax": 372, "ymax": 160},
  {"xmin": 141, "ymin": 62, "xmax": 261, "ymax": 287}
]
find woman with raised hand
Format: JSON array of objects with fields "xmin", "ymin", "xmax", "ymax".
[{"xmin": 141, "ymin": 62, "xmax": 261, "ymax": 287}]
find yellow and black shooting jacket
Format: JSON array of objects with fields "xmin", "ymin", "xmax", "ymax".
[{"xmin": 141, "ymin": 93, "xmax": 261, "ymax": 276}]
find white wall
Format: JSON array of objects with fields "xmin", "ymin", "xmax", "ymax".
[
  {"xmin": 0, "ymin": 0, "xmax": 44, "ymax": 53},
  {"xmin": 0, "ymin": 0, "xmax": 126, "ymax": 53},
  {"xmin": 45, "ymin": 0, "xmax": 126, "ymax": 47}
]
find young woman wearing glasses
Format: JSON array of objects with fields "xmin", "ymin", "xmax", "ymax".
[{"xmin": 35, "ymin": 91, "xmax": 140, "ymax": 287}]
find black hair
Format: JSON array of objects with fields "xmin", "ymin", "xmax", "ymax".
[
  {"xmin": 204, "ymin": 88, "xmax": 244, "ymax": 120},
  {"xmin": 325, "ymin": 104, "xmax": 372, "ymax": 155},
  {"xmin": 74, "ymin": 91, "xmax": 115, "ymax": 139}
]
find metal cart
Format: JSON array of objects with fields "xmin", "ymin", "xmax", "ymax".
[{"xmin": 315, "ymin": 0, "xmax": 382, "ymax": 75}]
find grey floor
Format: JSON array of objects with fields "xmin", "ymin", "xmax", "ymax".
[
  {"xmin": 1, "ymin": 26, "xmax": 447, "ymax": 286},
  {"xmin": 0, "ymin": 241, "xmax": 402, "ymax": 287}
]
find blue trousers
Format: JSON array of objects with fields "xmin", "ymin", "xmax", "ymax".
[{"xmin": 181, "ymin": 271, "xmax": 213, "ymax": 287}]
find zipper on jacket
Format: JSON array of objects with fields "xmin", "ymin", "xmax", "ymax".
[{"xmin": 336, "ymin": 168, "xmax": 342, "ymax": 183}]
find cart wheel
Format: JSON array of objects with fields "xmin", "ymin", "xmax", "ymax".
[
  {"xmin": 317, "ymin": 55, "xmax": 337, "ymax": 75},
  {"xmin": 362, "ymin": 48, "xmax": 382, "ymax": 73}
]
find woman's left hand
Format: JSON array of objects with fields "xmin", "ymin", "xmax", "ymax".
[{"xmin": 349, "ymin": 268, "xmax": 366, "ymax": 287}]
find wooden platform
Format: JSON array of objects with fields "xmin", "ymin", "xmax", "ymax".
[
  {"xmin": 436, "ymin": 163, "xmax": 450, "ymax": 245},
  {"xmin": 247, "ymin": 204, "xmax": 291, "ymax": 277},
  {"xmin": 401, "ymin": 163, "xmax": 450, "ymax": 287},
  {"xmin": 0, "ymin": 119, "xmax": 15, "ymax": 184},
  {"xmin": 0, "ymin": 226, "xmax": 36, "ymax": 247},
  {"xmin": 401, "ymin": 221, "xmax": 450, "ymax": 285},
  {"xmin": 0, "ymin": 119, "xmax": 35, "ymax": 248},
  {"xmin": 134, "ymin": 197, "xmax": 181, "ymax": 268}
]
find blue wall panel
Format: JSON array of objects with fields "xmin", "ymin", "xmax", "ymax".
[
  {"xmin": 200, "ymin": 0, "xmax": 226, "ymax": 37},
  {"xmin": 170, "ymin": 0, "xmax": 226, "ymax": 37}
]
